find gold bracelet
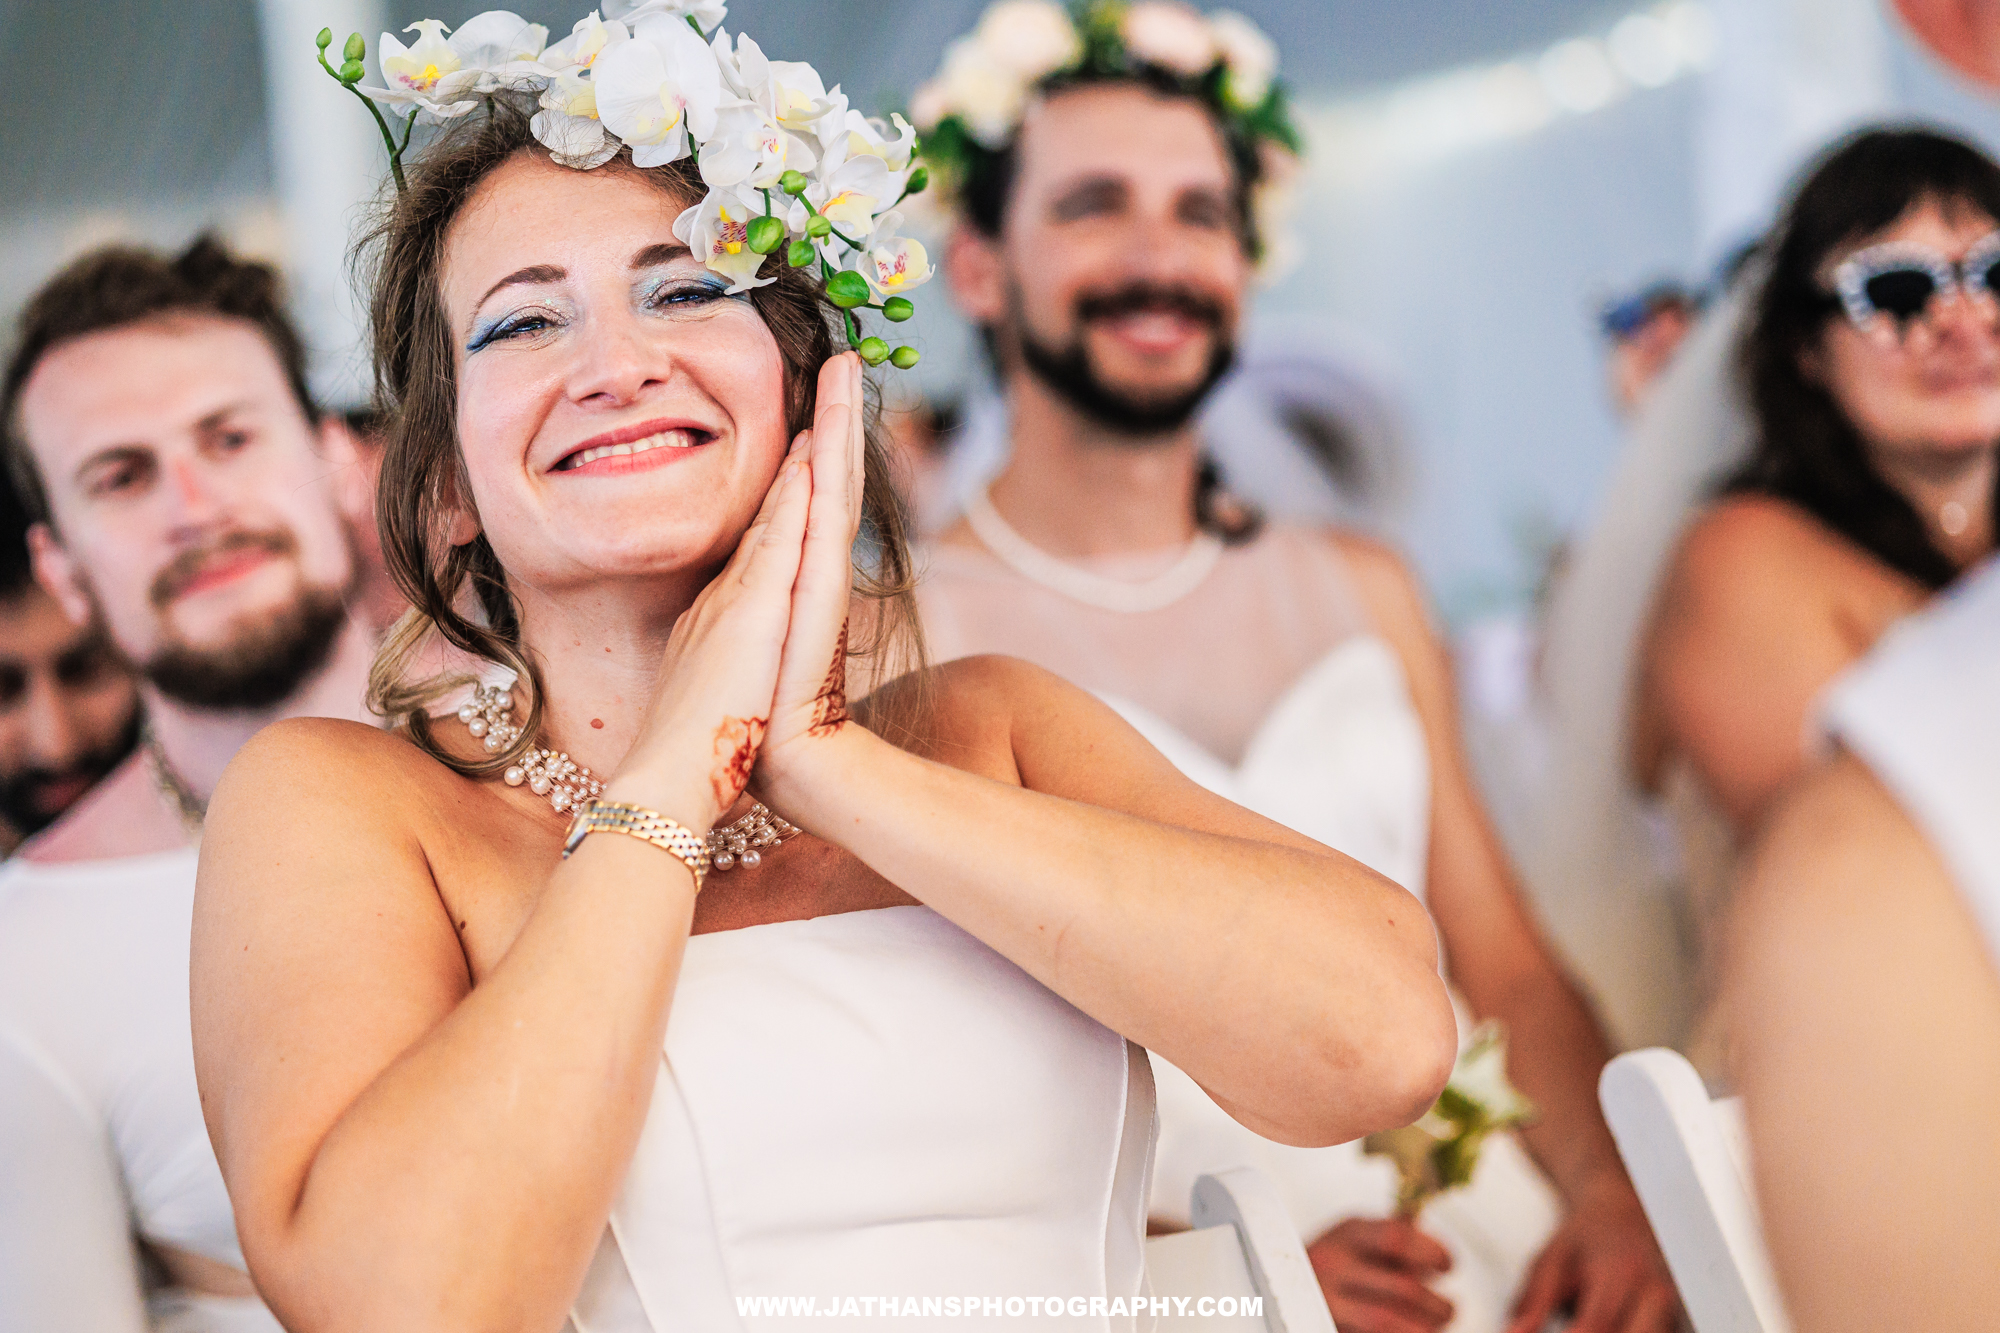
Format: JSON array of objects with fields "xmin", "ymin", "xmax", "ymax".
[{"xmin": 561, "ymin": 799, "xmax": 711, "ymax": 888}]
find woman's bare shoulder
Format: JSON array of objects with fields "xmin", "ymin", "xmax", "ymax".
[
  {"xmin": 214, "ymin": 718, "xmax": 457, "ymax": 827},
  {"xmin": 862, "ymin": 654, "xmax": 1080, "ymax": 769},
  {"xmin": 1673, "ymin": 494, "xmax": 1881, "ymax": 592}
]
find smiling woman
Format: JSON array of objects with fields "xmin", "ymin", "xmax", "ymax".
[{"xmin": 187, "ymin": 30, "xmax": 1454, "ymax": 1333}]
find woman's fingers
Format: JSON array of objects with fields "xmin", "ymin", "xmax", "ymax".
[{"xmin": 724, "ymin": 439, "xmax": 812, "ymax": 600}]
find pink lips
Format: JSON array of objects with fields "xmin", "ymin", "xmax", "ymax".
[{"xmin": 551, "ymin": 417, "xmax": 716, "ymax": 476}]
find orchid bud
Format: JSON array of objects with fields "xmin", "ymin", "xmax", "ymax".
[
  {"xmin": 890, "ymin": 346, "xmax": 921, "ymax": 369},
  {"xmin": 857, "ymin": 337, "xmax": 891, "ymax": 366},
  {"xmin": 904, "ymin": 165, "xmax": 930, "ymax": 196},
  {"xmin": 746, "ymin": 216, "xmax": 786, "ymax": 255},
  {"xmin": 882, "ymin": 296, "xmax": 914, "ymax": 322},
  {"xmin": 824, "ymin": 271, "xmax": 870, "ymax": 309},
  {"xmin": 316, "ymin": 28, "xmax": 334, "ymax": 51},
  {"xmin": 339, "ymin": 58, "xmax": 366, "ymax": 83},
  {"xmin": 806, "ymin": 215, "xmax": 832, "ymax": 240},
  {"xmin": 779, "ymin": 170, "xmax": 810, "ymax": 197},
  {"xmin": 786, "ymin": 239, "xmax": 816, "ymax": 268},
  {"xmin": 344, "ymin": 32, "xmax": 366, "ymax": 63}
]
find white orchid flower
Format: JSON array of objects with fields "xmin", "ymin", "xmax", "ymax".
[
  {"xmin": 674, "ymin": 186, "xmax": 777, "ymax": 292},
  {"xmin": 857, "ymin": 211, "xmax": 932, "ymax": 297},
  {"xmin": 602, "ymin": 0, "xmax": 728, "ymax": 30},
  {"xmin": 1209, "ymin": 10, "xmax": 1276, "ymax": 110},
  {"xmin": 593, "ymin": 13, "xmax": 722, "ymax": 168},
  {"xmin": 450, "ymin": 10, "xmax": 550, "ymax": 85},
  {"xmin": 539, "ymin": 9, "xmax": 630, "ymax": 74},
  {"xmin": 712, "ymin": 30, "xmax": 842, "ymax": 147},
  {"xmin": 700, "ymin": 100, "xmax": 811, "ymax": 190},
  {"xmin": 827, "ymin": 109, "xmax": 917, "ymax": 175},
  {"xmin": 974, "ymin": 0, "xmax": 1081, "ymax": 80},
  {"xmin": 1121, "ymin": 1, "xmax": 1218, "ymax": 77},
  {"xmin": 928, "ymin": 35, "xmax": 1028, "ymax": 146},
  {"xmin": 532, "ymin": 72, "xmax": 614, "ymax": 169},
  {"xmin": 797, "ymin": 148, "xmax": 895, "ymax": 236},
  {"xmin": 365, "ymin": 19, "xmax": 482, "ymax": 119}
]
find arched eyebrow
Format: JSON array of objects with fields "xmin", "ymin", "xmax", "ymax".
[
  {"xmin": 475, "ymin": 264, "xmax": 566, "ymax": 311},
  {"xmin": 630, "ymin": 242, "xmax": 694, "ymax": 269}
]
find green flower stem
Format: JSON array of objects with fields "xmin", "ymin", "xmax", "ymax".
[
  {"xmin": 318, "ymin": 44, "xmax": 407, "ymax": 193},
  {"xmin": 844, "ymin": 310, "xmax": 862, "ymax": 347},
  {"xmin": 819, "ymin": 257, "xmax": 862, "ymax": 350},
  {"xmin": 761, "ymin": 187, "xmax": 772, "ymax": 216}
]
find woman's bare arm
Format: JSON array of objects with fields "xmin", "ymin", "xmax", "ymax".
[
  {"xmin": 192, "ymin": 721, "xmax": 701, "ymax": 1333},
  {"xmin": 1640, "ymin": 498, "xmax": 1908, "ymax": 831},
  {"xmin": 1730, "ymin": 755, "xmax": 2000, "ymax": 1333},
  {"xmin": 769, "ymin": 654, "xmax": 1458, "ymax": 1148}
]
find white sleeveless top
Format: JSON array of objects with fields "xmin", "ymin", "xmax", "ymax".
[
  {"xmin": 0, "ymin": 849, "xmax": 280, "ymax": 1333},
  {"xmin": 571, "ymin": 905, "xmax": 1156, "ymax": 1331},
  {"xmin": 1822, "ymin": 556, "xmax": 2000, "ymax": 958},
  {"xmin": 920, "ymin": 524, "xmax": 1561, "ymax": 1333}
]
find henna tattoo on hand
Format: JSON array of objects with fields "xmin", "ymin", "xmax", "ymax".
[
  {"xmin": 711, "ymin": 715, "xmax": 767, "ymax": 810},
  {"xmin": 809, "ymin": 620, "xmax": 850, "ymax": 737}
]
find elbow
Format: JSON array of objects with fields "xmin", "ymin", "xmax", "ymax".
[{"xmin": 1288, "ymin": 957, "xmax": 1458, "ymax": 1148}]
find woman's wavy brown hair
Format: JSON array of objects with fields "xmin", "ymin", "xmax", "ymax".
[{"xmin": 360, "ymin": 100, "xmax": 925, "ymax": 773}]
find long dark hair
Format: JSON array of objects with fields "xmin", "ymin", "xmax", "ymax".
[
  {"xmin": 359, "ymin": 102, "xmax": 925, "ymax": 770},
  {"xmin": 1730, "ymin": 125, "xmax": 2000, "ymax": 589}
]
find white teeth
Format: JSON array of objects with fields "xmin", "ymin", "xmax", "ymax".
[{"xmin": 560, "ymin": 430, "xmax": 701, "ymax": 470}]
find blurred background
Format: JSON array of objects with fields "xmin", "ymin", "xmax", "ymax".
[{"xmin": 6, "ymin": 0, "xmax": 1999, "ymax": 866}]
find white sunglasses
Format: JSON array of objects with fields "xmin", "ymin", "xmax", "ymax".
[{"xmin": 1829, "ymin": 230, "xmax": 2000, "ymax": 328}]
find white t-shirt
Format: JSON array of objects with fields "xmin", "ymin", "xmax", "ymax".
[{"xmin": 0, "ymin": 848, "xmax": 278, "ymax": 1332}]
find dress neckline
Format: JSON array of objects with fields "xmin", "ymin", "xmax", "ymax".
[{"xmin": 963, "ymin": 487, "xmax": 1225, "ymax": 614}]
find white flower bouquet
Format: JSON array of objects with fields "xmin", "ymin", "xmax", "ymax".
[{"xmin": 1362, "ymin": 1022, "xmax": 1539, "ymax": 1217}]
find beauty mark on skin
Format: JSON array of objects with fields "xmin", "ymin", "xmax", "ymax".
[
  {"xmin": 809, "ymin": 621, "xmax": 850, "ymax": 738},
  {"xmin": 711, "ymin": 716, "xmax": 768, "ymax": 810}
]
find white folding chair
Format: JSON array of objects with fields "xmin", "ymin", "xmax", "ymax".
[
  {"xmin": 1599, "ymin": 1048, "xmax": 1792, "ymax": 1333},
  {"xmin": 1144, "ymin": 1166, "xmax": 1338, "ymax": 1332}
]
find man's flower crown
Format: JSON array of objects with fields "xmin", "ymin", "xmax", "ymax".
[
  {"xmin": 317, "ymin": 2, "xmax": 929, "ymax": 369},
  {"xmin": 910, "ymin": 0, "xmax": 1301, "ymax": 216}
]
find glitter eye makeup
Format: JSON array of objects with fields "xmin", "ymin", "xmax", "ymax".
[
  {"xmin": 466, "ymin": 300, "xmax": 573, "ymax": 354},
  {"xmin": 635, "ymin": 267, "xmax": 743, "ymax": 316}
]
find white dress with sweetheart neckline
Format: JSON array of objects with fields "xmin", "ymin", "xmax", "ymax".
[
  {"xmin": 568, "ymin": 905, "xmax": 1157, "ymax": 1331},
  {"xmin": 920, "ymin": 524, "xmax": 1561, "ymax": 1333}
]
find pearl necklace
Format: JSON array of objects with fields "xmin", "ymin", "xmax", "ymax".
[
  {"xmin": 963, "ymin": 486, "xmax": 1224, "ymax": 614},
  {"xmin": 456, "ymin": 683, "xmax": 800, "ymax": 870}
]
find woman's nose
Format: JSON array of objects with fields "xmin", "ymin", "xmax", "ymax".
[{"xmin": 568, "ymin": 312, "xmax": 669, "ymax": 407}]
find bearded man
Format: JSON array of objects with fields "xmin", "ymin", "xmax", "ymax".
[
  {"xmin": 0, "ymin": 237, "xmax": 372, "ymax": 1330},
  {"xmin": 912, "ymin": 5, "xmax": 1679, "ymax": 1332}
]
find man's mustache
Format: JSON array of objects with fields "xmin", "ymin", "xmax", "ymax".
[
  {"xmin": 1074, "ymin": 283, "xmax": 1229, "ymax": 332},
  {"xmin": 150, "ymin": 528, "xmax": 298, "ymax": 607}
]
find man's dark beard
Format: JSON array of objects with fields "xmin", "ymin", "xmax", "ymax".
[
  {"xmin": 0, "ymin": 706, "xmax": 141, "ymax": 836},
  {"xmin": 133, "ymin": 528, "xmax": 352, "ymax": 711},
  {"xmin": 1013, "ymin": 282, "xmax": 1237, "ymax": 438}
]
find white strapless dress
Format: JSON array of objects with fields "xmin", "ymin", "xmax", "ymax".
[
  {"xmin": 568, "ymin": 905, "xmax": 1156, "ymax": 1332},
  {"xmin": 1108, "ymin": 637, "xmax": 1560, "ymax": 1333}
]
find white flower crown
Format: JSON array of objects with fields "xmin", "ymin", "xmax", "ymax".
[
  {"xmin": 912, "ymin": 0, "xmax": 1283, "ymax": 149},
  {"xmin": 317, "ymin": 2, "xmax": 930, "ymax": 369}
]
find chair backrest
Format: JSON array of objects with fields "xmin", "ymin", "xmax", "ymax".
[
  {"xmin": 1144, "ymin": 1166, "xmax": 1337, "ymax": 1332},
  {"xmin": 1599, "ymin": 1048, "xmax": 1792, "ymax": 1333}
]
